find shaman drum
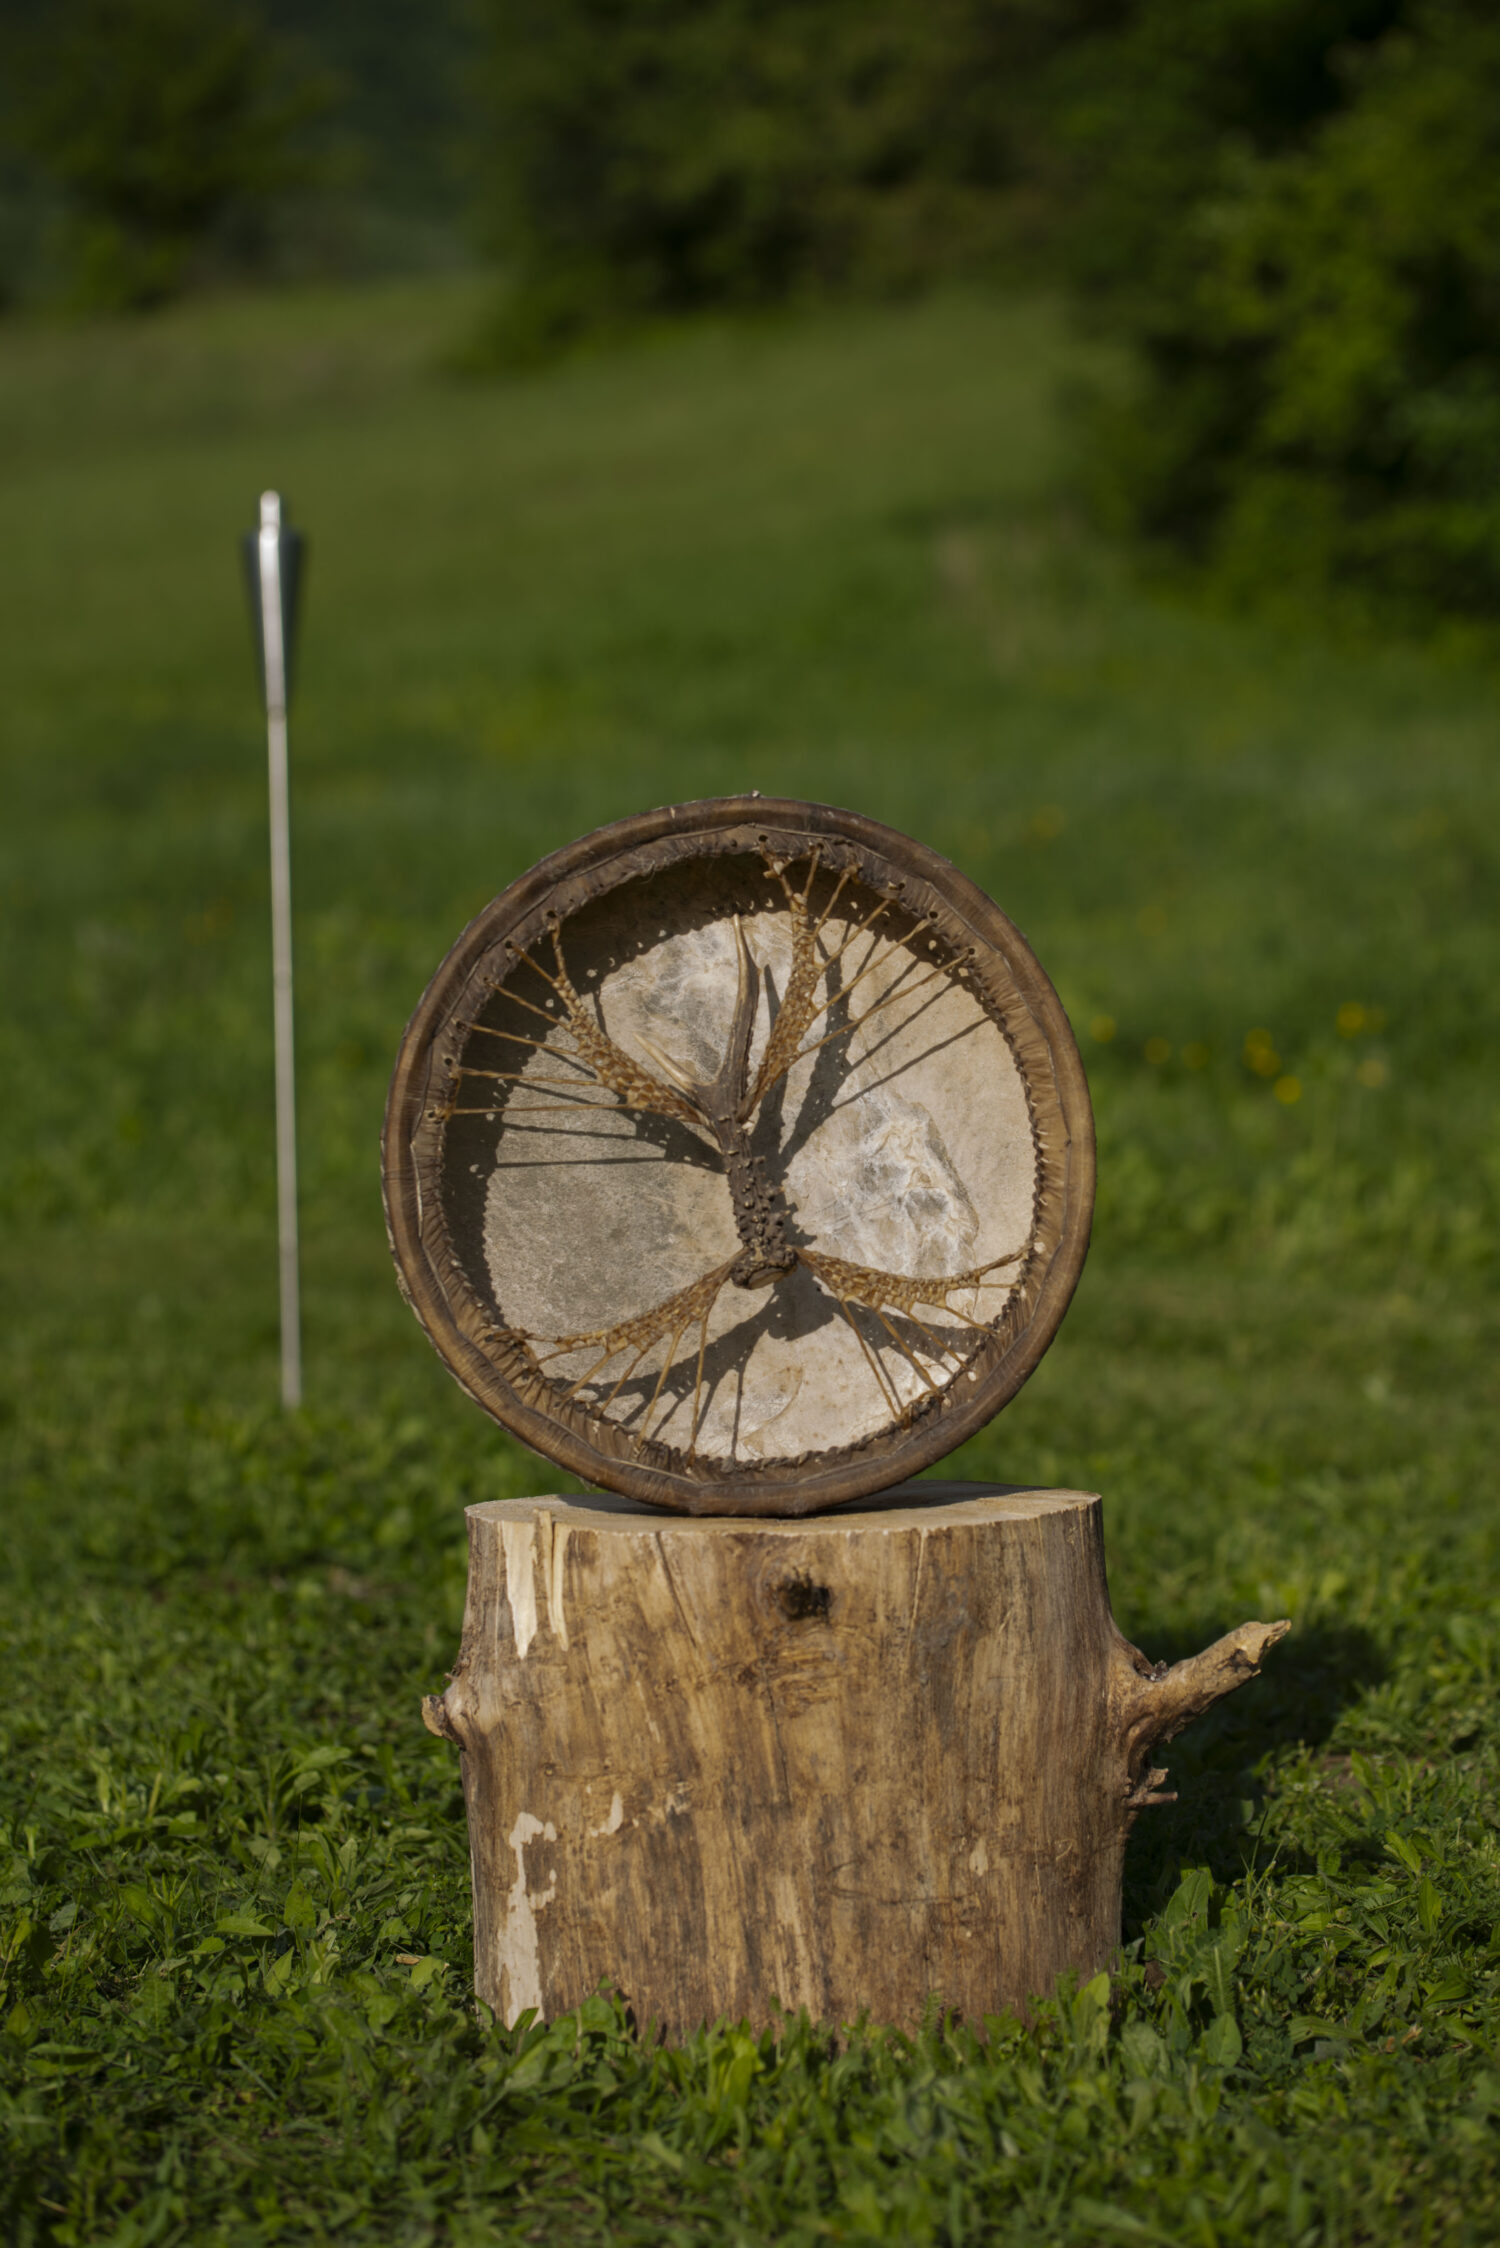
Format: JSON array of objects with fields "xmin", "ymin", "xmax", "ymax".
[{"xmin": 383, "ymin": 798, "xmax": 1093, "ymax": 1516}]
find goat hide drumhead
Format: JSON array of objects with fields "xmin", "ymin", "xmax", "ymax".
[{"xmin": 383, "ymin": 798, "xmax": 1094, "ymax": 1516}]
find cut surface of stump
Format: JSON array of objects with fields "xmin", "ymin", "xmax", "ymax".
[{"xmin": 424, "ymin": 1482, "xmax": 1286, "ymax": 2036}]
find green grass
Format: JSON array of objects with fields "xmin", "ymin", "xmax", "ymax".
[{"xmin": 2, "ymin": 274, "xmax": 1498, "ymax": 2244}]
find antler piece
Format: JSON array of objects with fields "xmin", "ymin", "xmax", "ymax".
[{"xmin": 640, "ymin": 915, "xmax": 761, "ymax": 1128}]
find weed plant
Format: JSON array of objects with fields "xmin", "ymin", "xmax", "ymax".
[{"xmin": 1, "ymin": 279, "xmax": 1497, "ymax": 2242}]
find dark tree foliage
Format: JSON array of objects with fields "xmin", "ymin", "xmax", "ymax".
[
  {"xmin": 257, "ymin": 0, "xmax": 477, "ymax": 223},
  {"xmin": 473, "ymin": 0, "xmax": 1105, "ymax": 358},
  {"xmin": 1059, "ymin": 0, "xmax": 1500, "ymax": 622},
  {"xmin": 473, "ymin": 0, "xmax": 1500, "ymax": 622},
  {"xmin": 1053, "ymin": 0, "xmax": 1405, "ymax": 308},
  {"xmin": 11, "ymin": 0, "xmax": 329, "ymax": 309}
]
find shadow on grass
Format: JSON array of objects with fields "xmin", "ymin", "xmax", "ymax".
[{"xmin": 1122, "ymin": 1619, "xmax": 1387, "ymax": 1928}]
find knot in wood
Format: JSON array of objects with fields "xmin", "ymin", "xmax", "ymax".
[{"xmin": 775, "ymin": 1574, "xmax": 832, "ymax": 1623}]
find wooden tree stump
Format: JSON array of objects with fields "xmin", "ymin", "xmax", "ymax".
[{"xmin": 423, "ymin": 1482, "xmax": 1287, "ymax": 2036}]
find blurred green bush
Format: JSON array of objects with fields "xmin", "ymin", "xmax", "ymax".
[
  {"xmin": 1060, "ymin": 0, "xmax": 1500, "ymax": 624},
  {"xmin": 468, "ymin": 0, "xmax": 1086, "ymax": 361},
  {"xmin": 4, "ymin": 0, "xmax": 331, "ymax": 309},
  {"xmin": 471, "ymin": 0, "xmax": 1500, "ymax": 624}
]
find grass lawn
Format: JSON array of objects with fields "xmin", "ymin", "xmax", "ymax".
[{"xmin": 2, "ymin": 273, "xmax": 1498, "ymax": 2244}]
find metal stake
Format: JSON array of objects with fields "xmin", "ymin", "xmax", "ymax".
[{"xmin": 257, "ymin": 492, "xmax": 302, "ymax": 1408}]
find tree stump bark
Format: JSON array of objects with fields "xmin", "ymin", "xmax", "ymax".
[{"xmin": 423, "ymin": 1482, "xmax": 1287, "ymax": 2036}]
